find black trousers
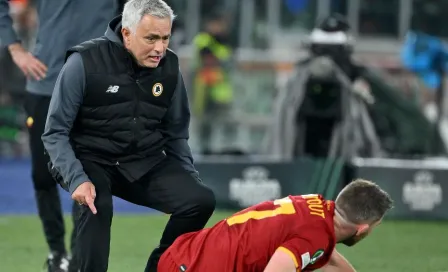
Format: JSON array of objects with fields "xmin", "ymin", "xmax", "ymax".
[
  {"xmin": 75, "ymin": 158, "xmax": 216, "ymax": 272},
  {"xmin": 25, "ymin": 92, "xmax": 78, "ymax": 255}
]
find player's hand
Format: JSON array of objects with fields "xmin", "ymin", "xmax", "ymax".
[
  {"xmin": 321, "ymin": 250, "xmax": 356, "ymax": 272},
  {"xmin": 8, "ymin": 43, "xmax": 47, "ymax": 81},
  {"xmin": 72, "ymin": 181, "xmax": 97, "ymax": 214}
]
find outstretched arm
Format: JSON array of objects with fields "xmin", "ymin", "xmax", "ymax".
[{"xmin": 320, "ymin": 250, "xmax": 356, "ymax": 272}]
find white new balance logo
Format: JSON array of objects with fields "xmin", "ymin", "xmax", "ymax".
[{"xmin": 106, "ymin": 85, "xmax": 120, "ymax": 93}]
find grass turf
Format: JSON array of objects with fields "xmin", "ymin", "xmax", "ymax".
[{"xmin": 0, "ymin": 212, "xmax": 447, "ymax": 272}]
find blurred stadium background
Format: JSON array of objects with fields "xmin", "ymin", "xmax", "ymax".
[{"xmin": 1, "ymin": 0, "xmax": 448, "ymax": 271}]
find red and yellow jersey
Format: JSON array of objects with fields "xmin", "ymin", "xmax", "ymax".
[{"xmin": 165, "ymin": 194, "xmax": 336, "ymax": 272}]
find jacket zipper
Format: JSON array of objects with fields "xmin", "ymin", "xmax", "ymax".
[{"xmin": 132, "ymin": 78, "xmax": 140, "ymax": 150}]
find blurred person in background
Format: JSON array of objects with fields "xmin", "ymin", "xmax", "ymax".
[
  {"xmin": 268, "ymin": 14, "xmax": 374, "ymax": 159},
  {"xmin": 162, "ymin": 0, "xmax": 185, "ymax": 51},
  {"xmin": 192, "ymin": 12, "xmax": 234, "ymax": 154},
  {"xmin": 0, "ymin": 0, "xmax": 124, "ymax": 271},
  {"xmin": 0, "ymin": 0, "xmax": 32, "ymax": 101},
  {"xmin": 402, "ymin": 0, "xmax": 447, "ymax": 122},
  {"xmin": 0, "ymin": 0, "xmax": 32, "ymax": 157}
]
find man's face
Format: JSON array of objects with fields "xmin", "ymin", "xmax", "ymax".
[
  {"xmin": 122, "ymin": 15, "xmax": 171, "ymax": 68},
  {"xmin": 341, "ymin": 219, "xmax": 382, "ymax": 247}
]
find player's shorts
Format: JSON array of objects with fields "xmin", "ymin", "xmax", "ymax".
[{"xmin": 158, "ymin": 251, "xmax": 179, "ymax": 272}]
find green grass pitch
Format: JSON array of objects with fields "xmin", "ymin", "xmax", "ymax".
[{"xmin": 0, "ymin": 211, "xmax": 447, "ymax": 271}]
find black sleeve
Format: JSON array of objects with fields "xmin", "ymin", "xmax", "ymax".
[
  {"xmin": 41, "ymin": 53, "xmax": 89, "ymax": 194},
  {"xmin": 162, "ymin": 69, "xmax": 198, "ymax": 176}
]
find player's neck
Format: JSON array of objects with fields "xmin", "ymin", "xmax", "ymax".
[{"xmin": 333, "ymin": 214, "xmax": 357, "ymax": 243}]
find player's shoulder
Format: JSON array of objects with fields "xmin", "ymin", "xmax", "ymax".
[
  {"xmin": 289, "ymin": 194, "xmax": 332, "ymax": 208},
  {"xmin": 289, "ymin": 194, "xmax": 335, "ymax": 225},
  {"xmin": 289, "ymin": 193, "xmax": 326, "ymax": 202}
]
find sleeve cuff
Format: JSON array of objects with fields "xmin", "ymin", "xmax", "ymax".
[
  {"xmin": 2, "ymin": 30, "xmax": 19, "ymax": 47},
  {"xmin": 68, "ymin": 174, "xmax": 89, "ymax": 195},
  {"xmin": 190, "ymin": 170, "xmax": 199, "ymax": 178}
]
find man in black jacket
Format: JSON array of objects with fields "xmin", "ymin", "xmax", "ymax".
[
  {"xmin": 1, "ymin": 1, "xmax": 125, "ymax": 271},
  {"xmin": 41, "ymin": 0, "xmax": 216, "ymax": 271}
]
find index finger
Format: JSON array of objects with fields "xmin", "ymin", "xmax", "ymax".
[
  {"xmin": 34, "ymin": 58, "xmax": 48, "ymax": 72},
  {"xmin": 85, "ymin": 196, "xmax": 97, "ymax": 215},
  {"xmin": 28, "ymin": 66, "xmax": 43, "ymax": 81},
  {"xmin": 28, "ymin": 53, "xmax": 47, "ymax": 71},
  {"xmin": 31, "ymin": 61, "xmax": 47, "ymax": 79}
]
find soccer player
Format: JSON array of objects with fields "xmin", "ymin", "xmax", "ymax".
[{"xmin": 158, "ymin": 179, "xmax": 393, "ymax": 272}]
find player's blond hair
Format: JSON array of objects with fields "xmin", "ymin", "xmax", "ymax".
[{"xmin": 335, "ymin": 179, "xmax": 393, "ymax": 224}]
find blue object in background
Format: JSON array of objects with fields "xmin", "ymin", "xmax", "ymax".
[
  {"xmin": 401, "ymin": 31, "xmax": 448, "ymax": 90},
  {"xmin": 0, "ymin": 159, "xmax": 155, "ymax": 214},
  {"xmin": 285, "ymin": 0, "xmax": 309, "ymax": 13}
]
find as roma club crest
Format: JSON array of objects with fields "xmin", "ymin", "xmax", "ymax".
[
  {"xmin": 152, "ymin": 83, "xmax": 163, "ymax": 97},
  {"xmin": 26, "ymin": 116, "xmax": 34, "ymax": 128}
]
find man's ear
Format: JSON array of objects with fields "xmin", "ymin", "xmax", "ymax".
[
  {"xmin": 121, "ymin": 28, "xmax": 131, "ymax": 46},
  {"xmin": 356, "ymin": 224, "xmax": 369, "ymax": 235}
]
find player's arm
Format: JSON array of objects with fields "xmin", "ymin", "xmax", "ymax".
[
  {"xmin": 264, "ymin": 221, "xmax": 333, "ymax": 272},
  {"xmin": 264, "ymin": 236, "xmax": 315, "ymax": 272},
  {"xmin": 320, "ymin": 250, "xmax": 356, "ymax": 272},
  {"xmin": 263, "ymin": 248, "xmax": 297, "ymax": 272}
]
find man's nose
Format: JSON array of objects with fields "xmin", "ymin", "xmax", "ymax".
[{"xmin": 154, "ymin": 40, "xmax": 164, "ymax": 54}]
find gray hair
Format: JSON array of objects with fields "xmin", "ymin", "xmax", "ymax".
[{"xmin": 122, "ymin": 0, "xmax": 176, "ymax": 33}]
